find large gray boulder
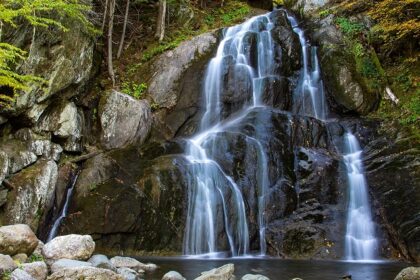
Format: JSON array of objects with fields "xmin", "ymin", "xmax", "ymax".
[
  {"xmin": 42, "ymin": 235, "xmax": 95, "ymax": 263},
  {"xmin": 116, "ymin": 267, "xmax": 142, "ymax": 280},
  {"xmin": 194, "ymin": 264, "xmax": 234, "ymax": 280},
  {"xmin": 47, "ymin": 267, "xmax": 123, "ymax": 280},
  {"xmin": 0, "ymin": 224, "xmax": 39, "ymax": 256},
  {"xmin": 0, "ymin": 160, "xmax": 58, "ymax": 231},
  {"xmin": 21, "ymin": 261, "xmax": 48, "ymax": 280},
  {"xmin": 99, "ymin": 90, "xmax": 152, "ymax": 150},
  {"xmin": 146, "ymin": 32, "xmax": 217, "ymax": 109},
  {"xmin": 394, "ymin": 267, "xmax": 420, "ymax": 280},
  {"xmin": 88, "ymin": 254, "xmax": 115, "ymax": 270},
  {"xmin": 241, "ymin": 274, "xmax": 270, "ymax": 280}
]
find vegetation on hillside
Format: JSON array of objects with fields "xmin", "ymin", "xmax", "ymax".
[
  {"xmin": 311, "ymin": 0, "xmax": 419, "ymax": 130},
  {"xmin": 0, "ymin": 0, "xmax": 96, "ymax": 108}
]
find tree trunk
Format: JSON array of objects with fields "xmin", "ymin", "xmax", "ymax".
[
  {"xmin": 108, "ymin": 0, "xmax": 116, "ymax": 86},
  {"xmin": 101, "ymin": 0, "xmax": 109, "ymax": 32},
  {"xmin": 155, "ymin": 0, "xmax": 166, "ymax": 42},
  {"xmin": 117, "ymin": 0, "xmax": 130, "ymax": 59}
]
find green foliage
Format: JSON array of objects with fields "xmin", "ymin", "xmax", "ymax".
[
  {"xmin": 220, "ymin": 5, "xmax": 250, "ymax": 25},
  {"xmin": 2, "ymin": 271, "xmax": 11, "ymax": 280},
  {"xmin": 121, "ymin": 81, "xmax": 147, "ymax": 99},
  {"xmin": 318, "ymin": 9, "xmax": 332, "ymax": 18},
  {"xmin": 150, "ymin": 102, "xmax": 159, "ymax": 112},
  {"xmin": 28, "ymin": 253, "xmax": 44, "ymax": 263},
  {"xmin": 0, "ymin": 0, "xmax": 96, "ymax": 108},
  {"xmin": 335, "ymin": 17, "xmax": 364, "ymax": 36}
]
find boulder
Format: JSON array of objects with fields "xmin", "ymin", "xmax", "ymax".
[
  {"xmin": 162, "ymin": 271, "xmax": 186, "ymax": 280},
  {"xmin": 0, "ymin": 224, "xmax": 39, "ymax": 256},
  {"xmin": 116, "ymin": 267, "xmax": 142, "ymax": 280},
  {"xmin": 36, "ymin": 102, "xmax": 83, "ymax": 152},
  {"xmin": 146, "ymin": 32, "xmax": 217, "ymax": 109},
  {"xmin": 110, "ymin": 256, "xmax": 153, "ymax": 273},
  {"xmin": 289, "ymin": 0, "xmax": 332, "ymax": 13},
  {"xmin": 98, "ymin": 90, "xmax": 151, "ymax": 150},
  {"xmin": 241, "ymin": 275, "xmax": 270, "ymax": 280},
  {"xmin": 1, "ymin": 160, "xmax": 58, "ymax": 231},
  {"xmin": 0, "ymin": 254, "xmax": 18, "ymax": 274},
  {"xmin": 394, "ymin": 267, "xmax": 420, "ymax": 280},
  {"xmin": 42, "ymin": 235, "xmax": 95, "ymax": 263},
  {"xmin": 10, "ymin": 269, "xmax": 36, "ymax": 280},
  {"xmin": 47, "ymin": 267, "xmax": 123, "ymax": 280},
  {"xmin": 51, "ymin": 259, "xmax": 93, "ymax": 273},
  {"xmin": 21, "ymin": 261, "xmax": 48, "ymax": 280},
  {"xmin": 88, "ymin": 254, "xmax": 115, "ymax": 270},
  {"xmin": 194, "ymin": 264, "xmax": 234, "ymax": 280}
]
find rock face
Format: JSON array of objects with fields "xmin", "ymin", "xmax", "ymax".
[
  {"xmin": 99, "ymin": 90, "xmax": 152, "ymax": 150},
  {"xmin": 0, "ymin": 224, "xmax": 39, "ymax": 256},
  {"xmin": 310, "ymin": 15, "xmax": 380, "ymax": 115},
  {"xmin": 0, "ymin": 161, "xmax": 58, "ymax": 231},
  {"xmin": 42, "ymin": 235, "xmax": 95, "ymax": 263},
  {"xmin": 1, "ymin": 16, "xmax": 95, "ymax": 117},
  {"xmin": 362, "ymin": 122, "xmax": 420, "ymax": 262},
  {"xmin": 47, "ymin": 267, "xmax": 123, "ymax": 280},
  {"xmin": 59, "ymin": 142, "xmax": 188, "ymax": 255}
]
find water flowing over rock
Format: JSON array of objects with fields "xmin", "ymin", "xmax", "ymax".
[
  {"xmin": 0, "ymin": 224, "xmax": 39, "ymax": 256},
  {"xmin": 99, "ymin": 90, "xmax": 152, "ymax": 150}
]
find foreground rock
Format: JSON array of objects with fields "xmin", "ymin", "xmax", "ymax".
[
  {"xmin": 194, "ymin": 264, "xmax": 234, "ymax": 280},
  {"xmin": 10, "ymin": 269, "xmax": 36, "ymax": 280},
  {"xmin": 99, "ymin": 90, "xmax": 152, "ymax": 150},
  {"xmin": 51, "ymin": 259, "xmax": 92, "ymax": 273},
  {"xmin": 0, "ymin": 224, "xmax": 39, "ymax": 255},
  {"xmin": 0, "ymin": 254, "xmax": 17, "ymax": 274},
  {"xmin": 88, "ymin": 254, "xmax": 115, "ymax": 270},
  {"xmin": 162, "ymin": 271, "xmax": 186, "ymax": 280},
  {"xmin": 110, "ymin": 256, "xmax": 154, "ymax": 272},
  {"xmin": 21, "ymin": 261, "xmax": 48, "ymax": 280},
  {"xmin": 42, "ymin": 235, "xmax": 95, "ymax": 263},
  {"xmin": 47, "ymin": 267, "xmax": 123, "ymax": 280},
  {"xmin": 241, "ymin": 274, "xmax": 270, "ymax": 280},
  {"xmin": 394, "ymin": 267, "xmax": 420, "ymax": 280},
  {"xmin": 116, "ymin": 267, "xmax": 142, "ymax": 280}
]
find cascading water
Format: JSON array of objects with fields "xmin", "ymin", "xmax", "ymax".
[
  {"xmin": 47, "ymin": 172, "xmax": 79, "ymax": 242},
  {"xmin": 183, "ymin": 13, "xmax": 275, "ymax": 257},
  {"xmin": 344, "ymin": 133, "xmax": 378, "ymax": 261},
  {"xmin": 286, "ymin": 13, "xmax": 328, "ymax": 120}
]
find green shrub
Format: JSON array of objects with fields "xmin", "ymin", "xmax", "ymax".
[
  {"xmin": 121, "ymin": 82, "xmax": 147, "ymax": 99},
  {"xmin": 336, "ymin": 17, "xmax": 364, "ymax": 36}
]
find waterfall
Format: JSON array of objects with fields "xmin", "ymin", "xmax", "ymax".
[
  {"xmin": 47, "ymin": 172, "xmax": 79, "ymax": 242},
  {"xmin": 286, "ymin": 13, "xmax": 328, "ymax": 120},
  {"xmin": 183, "ymin": 14, "xmax": 275, "ymax": 256},
  {"xmin": 344, "ymin": 133, "xmax": 378, "ymax": 261}
]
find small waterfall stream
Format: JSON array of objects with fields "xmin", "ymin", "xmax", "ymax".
[
  {"xmin": 344, "ymin": 133, "xmax": 378, "ymax": 260},
  {"xmin": 47, "ymin": 172, "xmax": 79, "ymax": 242}
]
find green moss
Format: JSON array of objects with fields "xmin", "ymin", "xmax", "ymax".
[
  {"xmin": 121, "ymin": 81, "xmax": 147, "ymax": 99},
  {"xmin": 335, "ymin": 17, "xmax": 364, "ymax": 36},
  {"xmin": 28, "ymin": 253, "xmax": 44, "ymax": 262}
]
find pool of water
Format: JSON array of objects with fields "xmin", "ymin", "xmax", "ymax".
[{"xmin": 137, "ymin": 257, "xmax": 410, "ymax": 280}]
